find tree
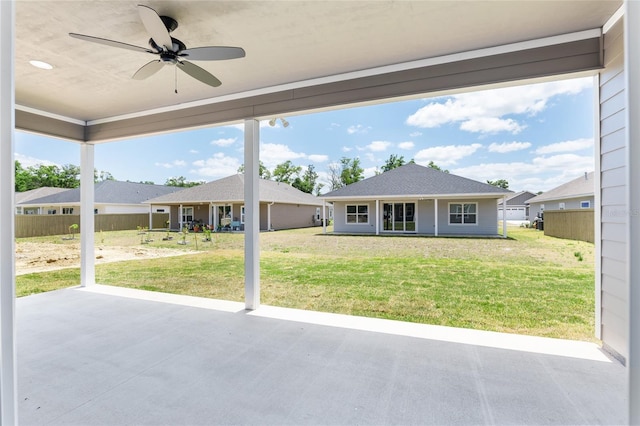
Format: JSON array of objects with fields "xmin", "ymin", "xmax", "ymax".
[
  {"xmin": 381, "ymin": 154, "xmax": 406, "ymax": 172},
  {"xmin": 427, "ymin": 161, "xmax": 449, "ymax": 173},
  {"xmin": 272, "ymin": 160, "xmax": 302, "ymax": 185},
  {"xmin": 327, "ymin": 162, "xmax": 343, "ymax": 191},
  {"xmin": 165, "ymin": 176, "xmax": 201, "ymax": 188},
  {"xmin": 237, "ymin": 161, "xmax": 271, "ymax": 179},
  {"xmin": 292, "ymin": 164, "xmax": 320, "ymax": 194},
  {"xmin": 339, "ymin": 157, "xmax": 364, "ymax": 186},
  {"xmin": 487, "ymin": 179, "xmax": 509, "ymax": 189},
  {"xmin": 94, "ymin": 169, "xmax": 114, "ymax": 182},
  {"xmin": 15, "ymin": 161, "xmax": 82, "ymax": 191}
]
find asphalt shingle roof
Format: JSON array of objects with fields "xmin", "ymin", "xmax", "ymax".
[
  {"xmin": 526, "ymin": 172, "xmax": 594, "ymax": 204},
  {"xmin": 145, "ymin": 174, "xmax": 323, "ymax": 206},
  {"xmin": 498, "ymin": 191, "xmax": 537, "ymax": 206},
  {"xmin": 322, "ymin": 163, "xmax": 512, "ymax": 198},
  {"xmin": 15, "ymin": 187, "xmax": 69, "ymax": 204},
  {"xmin": 18, "ymin": 181, "xmax": 183, "ymax": 205}
]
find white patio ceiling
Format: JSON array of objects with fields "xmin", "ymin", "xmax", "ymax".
[{"xmin": 15, "ymin": 0, "xmax": 621, "ymax": 142}]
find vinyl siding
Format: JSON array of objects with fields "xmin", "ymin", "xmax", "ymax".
[{"xmin": 599, "ymin": 19, "xmax": 628, "ymax": 362}]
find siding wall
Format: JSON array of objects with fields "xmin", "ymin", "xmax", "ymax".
[
  {"xmin": 599, "ymin": 19, "xmax": 628, "ymax": 363},
  {"xmin": 529, "ymin": 196, "xmax": 595, "ymax": 220},
  {"xmin": 332, "ymin": 198, "xmax": 499, "ymax": 235}
]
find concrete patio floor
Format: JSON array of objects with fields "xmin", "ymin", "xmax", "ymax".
[{"xmin": 17, "ymin": 285, "xmax": 626, "ymax": 425}]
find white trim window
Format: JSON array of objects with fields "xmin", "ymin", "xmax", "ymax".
[
  {"xmin": 182, "ymin": 206, "xmax": 194, "ymax": 223},
  {"xmin": 62, "ymin": 207, "xmax": 74, "ymax": 215},
  {"xmin": 449, "ymin": 202, "xmax": 477, "ymax": 225},
  {"xmin": 580, "ymin": 200, "xmax": 591, "ymax": 208},
  {"xmin": 346, "ymin": 204, "xmax": 369, "ymax": 224},
  {"xmin": 559, "ymin": 202, "xmax": 566, "ymax": 210}
]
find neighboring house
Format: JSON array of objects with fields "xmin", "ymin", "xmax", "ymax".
[
  {"xmin": 497, "ymin": 191, "xmax": 537, "ymax": 221},
  {"xmin": 321, "ymin": 163, "xmax": 512, "ymax": 236},
  {"xmin": 526, "ymin": 172, "xmax": 595, "ymax": 220},
  {"xmin": 16, "ymin": 180, "xmax": 181, "ymax": 216},
  {"xmin": 15, "ymin": 187, "xmax": 69, "ymax": 215},
  {"xmin": 144, "ymin": 174, "xmax": 326, "ymax": 231}
]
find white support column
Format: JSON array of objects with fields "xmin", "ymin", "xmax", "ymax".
[
  {"xmin": 502, "ymin": 196, "xmax": 507, "ymax": 238},
  {"xmin": 0, "ymin": 1, "xmax": 17, "ymax": 422},
  {"xmin": 244, "ymin": 119, "xmax": 260, "ymax": 310},
  {"xmin": 626, "ymin": 1, "xmax": 640, "ymax": 422},
  {"xmin": 80, "ymin": 143, "xmax": 95, "ymax": 287},
  {"xmin": 375, "ymin": 199, "xmax": 380, "ymax": 235},
  {"xmin": 148, "ymin": 206, "xmax": 153, "ymax": 230},
  {"xmin": 434, "ymin": 198, "xmax": 439, "ymax": 236},
  {"xmin": 267, "ymin": 202, "xmax": 272, "ymax": 231},
  {"xmin": 322, "ymin": 200, "xmax": 327, "ymax": 234},
  {"xmin": 179, "ymin": 204, "xmax": 183, "ymax": 230}
]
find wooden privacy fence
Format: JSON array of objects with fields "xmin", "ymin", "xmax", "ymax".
[
  {"xmin": 543, "ymin": 209, "xmax": 594, "ymax": 243},
  {"xmin": 15, "ymin": 213, "xmax": 170, "ymax": 238}
]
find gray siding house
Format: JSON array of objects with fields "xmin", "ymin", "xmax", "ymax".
[
  {"xmin": 527, "ymin": 172, "xmax": 595, "ymax": 220},
  {"xmin": 497, "ymin": 191, "xmax": 537, "ymax": 221},
  {"xmin": 145, "ymin": 174, "xmax": 325, "ymax": 231},
  {"xmin": 322, "ymin": 163, "xmax": 512, "ymax": 236},
  {"xmin": 16, "ymin": 181, "xmax": 181, "ymax": 215}
]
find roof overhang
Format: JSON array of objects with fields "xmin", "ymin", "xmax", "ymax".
[{"xmin": 13, "ymin": 0, "xmax": 620, "ymax": 143}]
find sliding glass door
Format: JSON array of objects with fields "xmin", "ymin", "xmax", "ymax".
[{"xmin": 382, "ymin": 202, "xmax": 416, "ymax": 232}]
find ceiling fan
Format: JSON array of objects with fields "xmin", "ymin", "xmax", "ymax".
[{"xmin": 69, "ymin": 4, "xmax": 245, "ymax": 90}]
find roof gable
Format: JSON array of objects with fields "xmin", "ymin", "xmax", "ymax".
[
  {"xmin": 145, "ymin": 174, "xmax": 322, "ymax": 206},
  {"xmin": 322, "ymin": 163, "xmax": 512, "ymax": 198},
  {"xmin": 527, "ymin": 172, "xmax": 595, "ymax": 204}
]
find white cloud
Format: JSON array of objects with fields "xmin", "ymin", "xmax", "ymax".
[
  {"xmin": 398, "ymin": 141, "xmax": 415, "ymax": 150},
  {"xmin": 260, "ymin": 143, "xmax": 306, "ymax": 168},
  {"xmin": 347, "ymin": 124, "xmax": 371, "ymax": 134},
  {"xmin": 535, "ymin": 138, "xmax": 593, "ymax": 154},
  {"xmin": 155, "ymin": 160, "xmax": 186, "ymax": 169},
  {"xmin": 15, "ymin": 153, "xmax": 56, "ymax": 168},
  {"xmin": 363, "ymin": 166, "xmax": 378, "ymax": 179},
  {"xmin": 409, "ymin": 131, "xmax": 422, "ymax": 137},
  {"xmin": 342, "ymin": 146, "xmax": 352, "ymax": 152},
  {"xmin": 189, "ymin": 149, "xmax": 199, "ymax": 154},
  {"xmin": 192, "ymin": 153, "xmax": 241, "ymax": 179},
  {"xmin": 414, "ymin": 143, "xmax": 482, "ymax": 166},
  {"xmin": 450, "ymin": 153, "xmax": 594, "ymax": 192},
  {"xmin": 459, "ymin": 117, "xmax": 525, "ymax": 134},
  {"xmin": 488, "ymin": 141, "xmax": 532, "ymax": 153},
  {"xmin": 308, "ymin": 154, "xmax": 329, "ymax": 162},
  {"xmin": 406, "ymin": 77, "xmax": 592, "ymax": 134},
  {"xmin": 367, "ymin": 141, "xmax": 391, "ymax": 152},
  {"xmin": 211, "ymin": 137, "xmax": 237, "ymax": 147}
]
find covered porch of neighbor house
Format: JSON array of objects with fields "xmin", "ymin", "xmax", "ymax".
[{"xmin": 18, "ymin": 285, "xmax": 624, "ymax": 425}]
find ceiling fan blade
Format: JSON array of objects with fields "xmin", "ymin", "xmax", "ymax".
[
  {"xmin": 69, "ymin": 33, "xmax": 154, "ymax": 54},
  {"xmin": 177, "ymin": 61, "xmax": 222, "ymax": 87},
  {"xmin": 138, "ymin": 4, "xmax": 173, "ymax": 50},
  {"xmin": 180, "ymin": 46, "xmax": 246, "ymax": 61},
  {"xmin": 132, "ymin": 60, "xmax": 164, "ymax": 80}
]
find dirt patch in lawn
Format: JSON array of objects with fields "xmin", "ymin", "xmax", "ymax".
[{"xmin": 15, "ymin": 241, "xmax": 188, "ymax": 276}]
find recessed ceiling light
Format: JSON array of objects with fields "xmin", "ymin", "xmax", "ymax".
[{"xmin": 29, "ymin": 60, "xmax": 53, "ymax": 70}]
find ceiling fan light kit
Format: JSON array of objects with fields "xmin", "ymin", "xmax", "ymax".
[{"xmin": 69, "ymin": 4, "xmax": 245, "ymax": 90}]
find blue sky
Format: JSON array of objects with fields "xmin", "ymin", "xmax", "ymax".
[{"xmin": 16, "ymin": 76, "xmax": 595, "ymax": 194}]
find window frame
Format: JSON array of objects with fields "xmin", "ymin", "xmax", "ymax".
[
  {"xmin": 345, "ymin": 204, "xmax": 369, "ymax": 225},
  {"xmin": 448, "ymin": 202, "xmax": 478, "ymax": 226},
  {"xmin": 580, "ymin": 200, "xmax": 591, "ymax": 209}
]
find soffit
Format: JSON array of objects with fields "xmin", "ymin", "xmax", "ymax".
[{"xmin": 15, "ymin": 1, "xmax": 621, "ymax": 130}]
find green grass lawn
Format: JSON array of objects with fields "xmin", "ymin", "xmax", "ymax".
[{"xmin": 16, "ymin": 226, "xmax": 596, "ymax": 341}]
